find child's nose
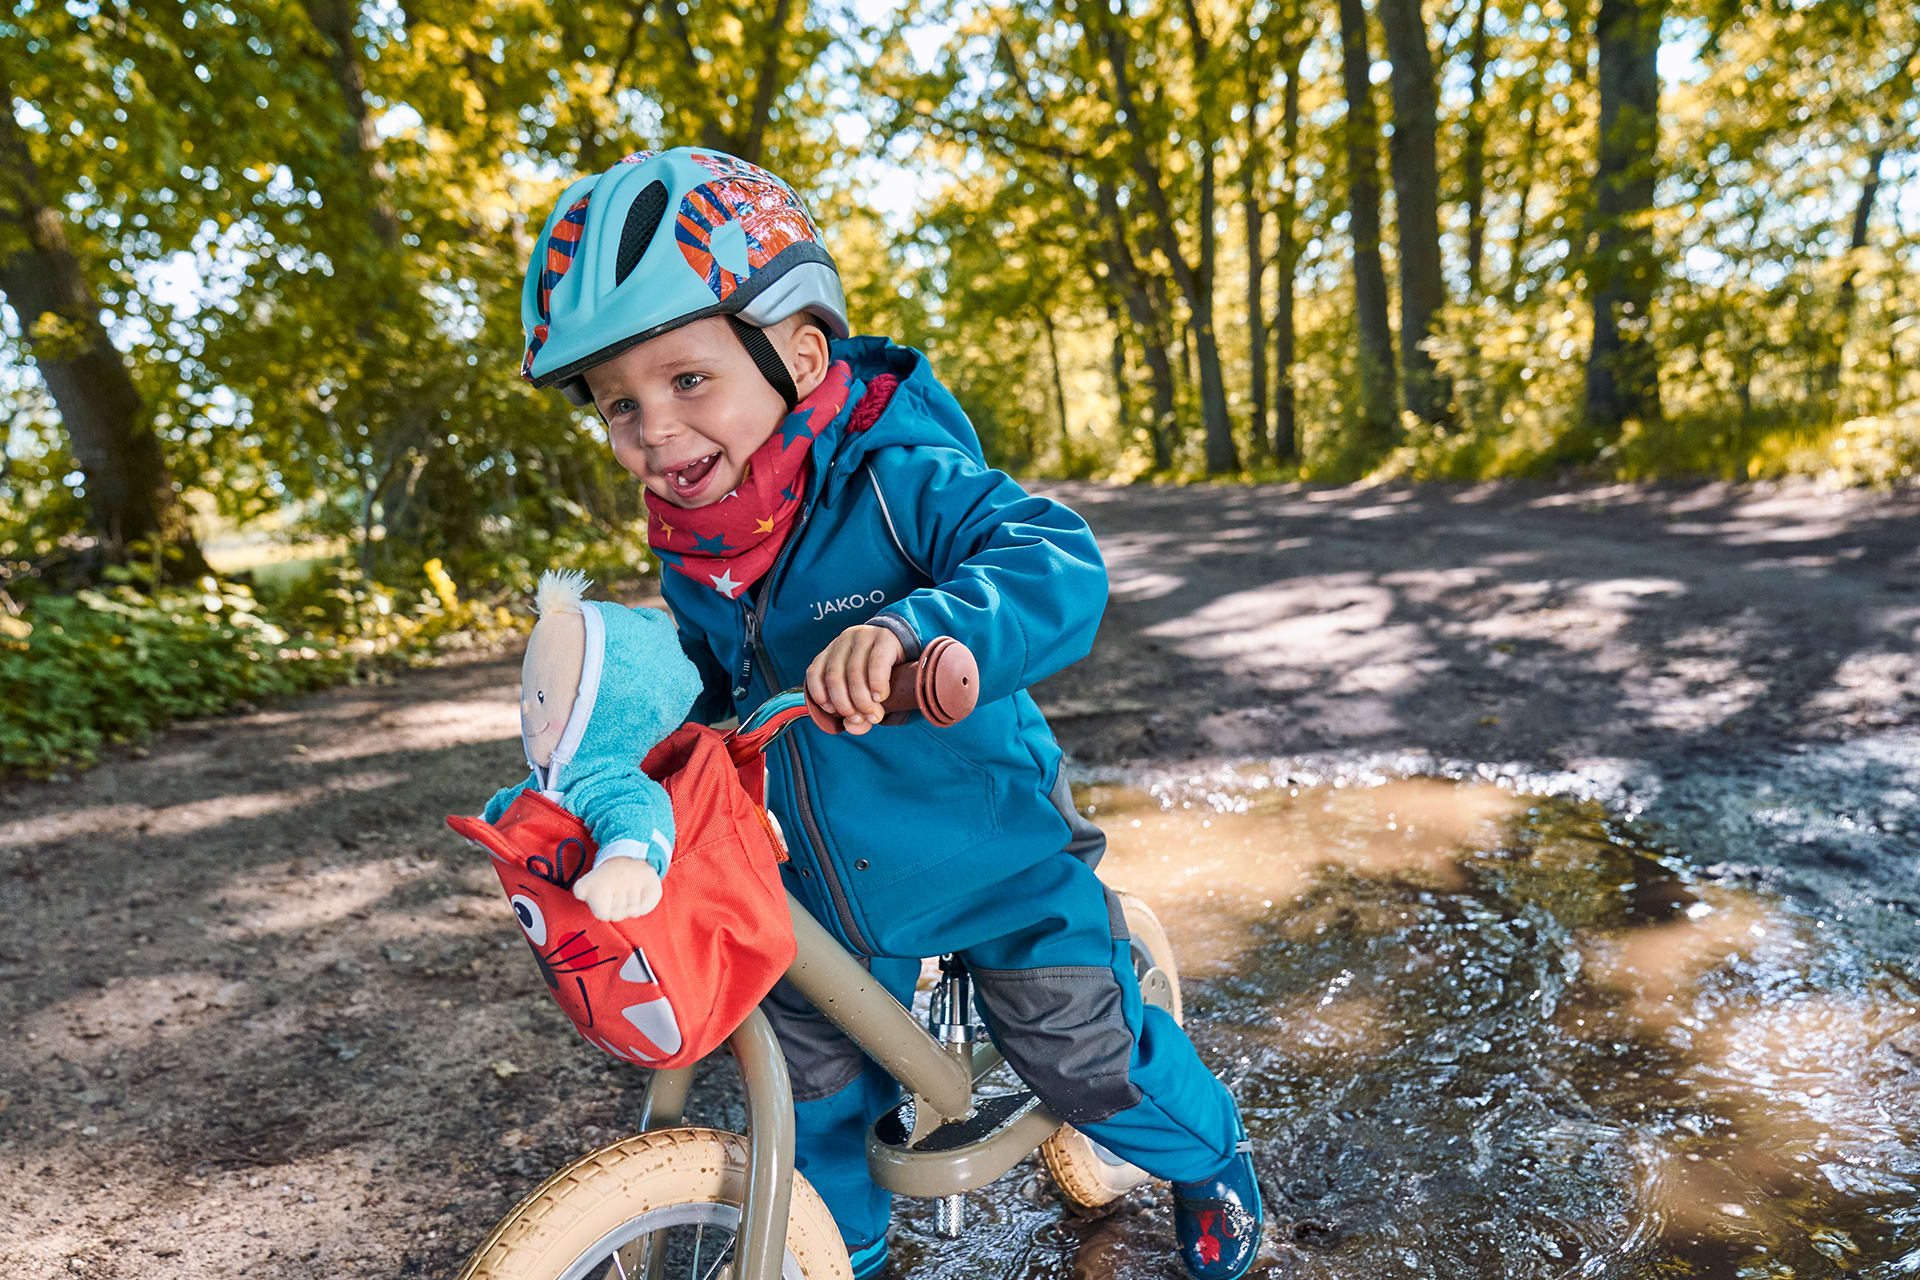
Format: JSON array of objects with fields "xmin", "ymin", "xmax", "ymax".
[{"xmin": 637, "ymin": 410, "xmax": 683, "ymax": 449}]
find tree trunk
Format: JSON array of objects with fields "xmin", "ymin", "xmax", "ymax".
[
  {"xmin": 1584, "ymin": 0, "xmax": 1665, "ymax": 433},
  {"xmin": 0, "ymin": 71, "xmax": 207, "ymax": 579},
  {"xmin": 1819, "ymin": 144, "xmax": 1889, "ymax": 400},
  {"xmin": 1273, "ymin": 48, "xmax": 1304, "ymax": 463},
  {"xmin": 1462, "ymin": 0, "xmax": 1492, "ymax": 296},
  {"xmin": 1337, "ymin": 0, "xmax": 1398, "ymax": 448},
  {"xmin": 1038, "ymin": 306, "xmax": 1074, "ymax": 469},
  {"xmin": 1379, "ymin": 0, "xmax": 1454, "ymax": 426},
  {"xmin": 304, "ymin": 0, "xmax": 402, "ymax": 251},
  {"xmin": 1244, "ymin": 180, "xmax": 1259, "ymax": 458},
  {"xmin": 737, "ymin": 0, "xmax": 797, "ymax": 162},
  {"xmin": 1097, "ymin": 181, "xmax": 1178, "ymax": 471},
  {"xmin": 1102, "ymin": 295, "xmax": 1137, "ymax": 450},
  {"xmin": 1242, "ymin": 21, "xmax": 1270, "ymax": 459},
  {"xmin": 1504, "ymin": 86, "xmax": 1541, "ymax": 304},
  {"xmin": 1093, "ymin": 1, "xmax": 1238, "ymax": 474}
]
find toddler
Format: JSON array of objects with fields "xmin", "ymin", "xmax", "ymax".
[{"xmin": 517, "ymin": 147, "xmax": 1262, "ymax": 1280}]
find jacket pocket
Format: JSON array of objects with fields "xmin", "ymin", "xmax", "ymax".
[{"xmin": 857, "ymin": 718, "xmax": 1002, "ymax": 888}]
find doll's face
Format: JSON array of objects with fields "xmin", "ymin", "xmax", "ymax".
[{"xmin": 521, "ymin": 610, "xmax": 585, "ymax": 767}]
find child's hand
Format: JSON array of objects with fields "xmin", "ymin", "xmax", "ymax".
[
  {"xmin": 805, "ymin": 624, "xmax": 905, "ymax": 735},
  {"xmin": 573, "ymin": 858, "xmax": 663, "ymax": 921}
]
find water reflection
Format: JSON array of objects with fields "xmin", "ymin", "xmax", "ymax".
[{"xmin": 891, "ymin": 771, "xmax": 1920, "ymax": 1278}]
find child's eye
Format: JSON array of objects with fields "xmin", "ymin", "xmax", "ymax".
[
  {"xmin": 608, "ymin": 398, "xmax": 638, "ymax": 418},
  {"xmin": 672, "ymin": 372, "xmax": 704, "ymax": 392}
]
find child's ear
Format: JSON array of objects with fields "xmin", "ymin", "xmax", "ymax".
[{"xmin": 784, "ymin": 319, "xmax": 832, "ymax": 401}]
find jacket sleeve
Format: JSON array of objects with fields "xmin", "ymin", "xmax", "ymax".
[
  {"xmin": 675, "ymin": 618, "xmax": 735, "ymax": 726},
  {"xmin": 482, "ymin": 773, "xmax": 538, "ymax": 824},
  {"xmin": 864, "ymin": 445, "xmax": 1107, "ymax": 705},
  {"xmin": 567, "ymin": 768, "xmax": 678, "ymax": 878}
]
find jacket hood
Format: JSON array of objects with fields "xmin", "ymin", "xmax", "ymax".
[
  {"xmin": 811, "ymin": 336, "xmax": 987, "ymax": 508},
  {"xmin": 540, "ymin": 602, "xmax": 703, "ymax": 789}
]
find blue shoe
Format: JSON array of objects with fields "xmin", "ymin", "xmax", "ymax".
[
  {"xmin": 1172, "ymin": 1140, "xmax": 1262, "ymax": 1280},
  {"xmin": 847, "ymin": 1235, "xmax": 889, "ymax": 1280}
]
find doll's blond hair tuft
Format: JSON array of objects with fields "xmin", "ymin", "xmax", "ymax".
[{"xmin": 534, "ymin": 569, "xmax": 592, "ymax": 617}]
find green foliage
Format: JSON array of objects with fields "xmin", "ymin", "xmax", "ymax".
[
  {"xmin": 1, "ymin": 575, "xmax": 336, "ymax": 774},
  {"xmin": 0, "ymin": 556, "xmax": 535, "ymax": 776}
]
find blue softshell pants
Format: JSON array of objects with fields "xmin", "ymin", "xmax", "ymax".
[{"xmin": 760, "ymin": 852, "xmax": 1244, "ymax": 1251}]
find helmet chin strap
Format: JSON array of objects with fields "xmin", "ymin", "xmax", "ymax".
[{"xmin": 726, "ymin": 316, "xmax": 799, "ymax": 411}]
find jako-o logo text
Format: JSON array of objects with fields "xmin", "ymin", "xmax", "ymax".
[{"xmin": 810, "ymin": 590, "xmax": 888, "ymax": 622}]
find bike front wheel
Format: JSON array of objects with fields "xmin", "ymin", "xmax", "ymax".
[
  {"xmin": 456, "ymin": 1127, "xmax": 851, "ymax": 1280},
  {"xmin": 1039, "ymin": 890, "xmax": 1186, "ymax": 1212}
]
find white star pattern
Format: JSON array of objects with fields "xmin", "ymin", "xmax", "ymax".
[{"xmin": 710, "ymin": 568, "xmax": 743, "ymax": 597}]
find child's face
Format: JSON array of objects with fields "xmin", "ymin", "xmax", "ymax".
[{"xmin": 582, "ymin": 317, "xmax": 789, "ymax": 509}]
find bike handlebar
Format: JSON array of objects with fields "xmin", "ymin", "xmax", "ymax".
[{"xmin": 804, "ymin": 635, "xmax": 979, "ymax": 735}]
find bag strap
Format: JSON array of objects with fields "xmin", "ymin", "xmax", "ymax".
[{"xmin": 724, "ymin": 691, "xmax": 811, "ymax": 766}]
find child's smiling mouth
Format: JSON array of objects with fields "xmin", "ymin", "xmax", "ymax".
[{"xmin": 663, "ymin": 452, "xmax": 724, "ymax": 500}]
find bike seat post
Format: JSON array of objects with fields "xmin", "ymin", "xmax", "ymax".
[{"xmin": 929, "ymin": 954, "xmax": 977, "ymax": 1238}]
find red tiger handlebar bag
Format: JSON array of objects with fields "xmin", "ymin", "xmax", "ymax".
[{"xmin": 446, "ymin": 720, "xmax": 796, "ymax": 1070}]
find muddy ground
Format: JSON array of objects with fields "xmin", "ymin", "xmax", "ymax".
[{"xmin": 3, "ymin": 479, "xmax": 1915, "ymax": 1279}]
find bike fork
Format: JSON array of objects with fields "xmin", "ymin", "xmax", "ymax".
[
  {"xmin": 929, "ymin": 955, "xmax": 978, "ymax": 1239},
  {"xmin": 636, "ymin": 1010, "xmax": 795, "ymax": 1280}
]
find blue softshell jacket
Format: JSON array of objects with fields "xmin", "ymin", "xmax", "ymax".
[{"xmin": 660, "ymin": 335, "xmax": 1109, "ymax": 955}]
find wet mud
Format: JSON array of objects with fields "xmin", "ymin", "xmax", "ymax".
[{"xmin": 883, "ymin": 772, "xmax": 1920, "ymax": 1279}]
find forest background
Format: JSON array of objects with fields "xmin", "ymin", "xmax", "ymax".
[{"xmin": 2, "ymin": 0, "xmax": 1917, "ymax": 771}]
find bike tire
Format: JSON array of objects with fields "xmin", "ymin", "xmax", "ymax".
[
  {"xmin": 1039, "ymin": 890, "xmax": 1186, "ymax": 1212},
  {"xmin": 455, "ymin": 1126, "xmax": 852, "ymax": 1280}
]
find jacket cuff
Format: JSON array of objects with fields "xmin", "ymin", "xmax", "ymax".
[
  {"xmin": 867, "ymin": 611, "xmax": 923, "ymax": 661},
  {"xmin": 598, "ymin": 831, "xmax": 672, "ymax": 878}
]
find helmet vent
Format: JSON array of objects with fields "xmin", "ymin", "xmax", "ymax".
[{"xmin": 615, "ymin": 182, "xmax": 669, "ymax": 286}]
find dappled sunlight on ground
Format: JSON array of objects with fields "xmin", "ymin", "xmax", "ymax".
[
  {"xmin": 1042, "ymin": 479, "xmax": 1917, "ymax": 766},
  {"xmin": 297, "ymin": 695, "xmax": 521, "ymax": 764},
  {"xmin": 15, "ymin": 970, "xmax": 249, "ymax": 1060},
  {"xmin": 0, "ymin": 771, "xmax": 408, "ymax": 850}
]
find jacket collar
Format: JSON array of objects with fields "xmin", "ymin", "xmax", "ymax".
[{"xmin": 811, "ymin": 336, "xmax": 976, "ymax": 508}]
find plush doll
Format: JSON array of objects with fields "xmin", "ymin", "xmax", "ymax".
[{"xmin": 482, "ymin": 570, "xmax": 704, "ymax": 921}]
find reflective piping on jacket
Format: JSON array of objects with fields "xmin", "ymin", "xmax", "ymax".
[
  {"xmin": 537, "ymin": 601, "xmax": 605, "ymax": 793},
  {"xmin": 864, "ymin": 463, "xmax": 932, "ymax": 581}
]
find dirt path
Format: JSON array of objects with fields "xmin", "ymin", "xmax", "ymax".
[{"xmin": 3, "ymin": 479, "xmax": 1915, "ymax": 1280}]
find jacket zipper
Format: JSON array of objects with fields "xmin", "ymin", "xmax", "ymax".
[{"xmin": 741, "ymin": 492, "xmax": 876, "ymax": 956}]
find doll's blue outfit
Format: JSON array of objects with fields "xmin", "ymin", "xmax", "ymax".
[
  {"xmin": 482, "ymin": 602, "xmax": 701, "ymax": 875},
  {"xmin": 662, "ymin": 336, "xmax": 1246, "ymax": 1257}
]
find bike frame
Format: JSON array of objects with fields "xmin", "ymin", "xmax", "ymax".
[
  {"xmin": 632, "ymin": 889, "xmax": 1179, "ymax": 1280},
  {"xmin": 615, "ymin": 680, "xmax": 1175, "ymax": 1280}
]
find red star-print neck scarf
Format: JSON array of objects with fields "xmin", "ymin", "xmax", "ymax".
[{"xmin": 644, "ymin": 360, "xmax": 854, "ymax": 600}]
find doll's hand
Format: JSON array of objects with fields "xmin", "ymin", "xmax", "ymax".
[
  {"xmin": 805, "ymin": 624, "xmax": 904, "ymax": 736},
  {"xmin": 573, "ymin": 858, "xmax": 663, "ymax": 921}
]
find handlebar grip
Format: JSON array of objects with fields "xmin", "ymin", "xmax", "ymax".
[{"xmin": 806, "ymin": 636, "xmax": 979, "ymax": 735}]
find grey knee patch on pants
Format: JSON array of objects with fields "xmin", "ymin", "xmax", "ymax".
[
  {"xmin": 971, "ymin": 963, "xmax": 1143, "ymax": 1126},
  {"xmin": 761, "ymin": 974, "xmax": 868, "ymax": 1103}
]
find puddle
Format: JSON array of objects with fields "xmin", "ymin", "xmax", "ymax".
[{"xmin": 888, "ymin": 771, "xmax": 1920, "ymax": 1278}]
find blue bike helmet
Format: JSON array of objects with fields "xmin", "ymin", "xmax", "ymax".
[{"xmin": 520, "ymin": 148, "xmax": 850, "ymax": 408}]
